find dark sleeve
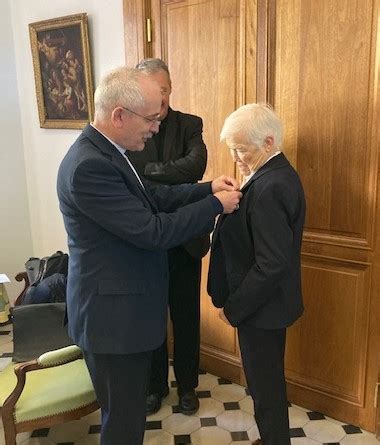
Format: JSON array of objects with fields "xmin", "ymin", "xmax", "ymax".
[
  {"xmin": 148, "ymin": 181, "xmax": 223, "ymax": 214},
  {"xmin": 143, "ymin": 116, "xmax": 207, "ymax": 184},
  {"xmin": 70, "ymin": 158, "xmax": 219, "ymax": 252},
  {"xmin": 223, "ymin": 182, "xmax": 294, "ymax": 326}
]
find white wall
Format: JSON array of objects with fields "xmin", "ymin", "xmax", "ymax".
[
  {"xmin": 3, "ymin": 0, "xmax": 125, "ymax": 301},
  {"xmin": 0, "ymin": 0, "xmax": 33, "ymax": 299}
]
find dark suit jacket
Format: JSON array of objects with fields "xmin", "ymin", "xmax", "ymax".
[
  {"xmin": 57, "ymin": 124, "xmax": 220, "ymax": 354},
  {"xmin": 128, "ymin": 108, "xmax": 209, "ymax": 259},
  {"xmin": 208, "ymin": 153, "xmax": 306, "ymax": 328}
]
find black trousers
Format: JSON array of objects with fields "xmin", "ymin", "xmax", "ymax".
[
  {"xmin": 237, "ymin": 324, "xmax": 290, "ymax": 445},
  {"xmin": 83, "ymin": 349, "xmax": 152, "ymax": 445},
  {"xmin": 148, "ymin": 246, "xmax": 201, "ymax": 396}
]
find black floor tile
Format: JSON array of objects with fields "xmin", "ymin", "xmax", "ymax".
[
  {"xmin": 174, "ymin": 434, "xmax": 191, "ymax": 444},
  {"xmin": 224, "ymin": 401, "xmax": 240, "ymax": 410},
  {"xmin": 231, "ymin": 431, "xmax": 249, "ymax": 441},
  {"xmin": 289, "ymin": 428, "xmax": 306, "ymax": 438},
  {"xmin": 307, "ymin": 411, "xmax": 326, "ymax": 420},
  {"xmin": 31, "ymin": 428, "xmax": 50, "ymax": 437},
  {"xmin": 200, "ymin": 417, "xmax": 217, "ymax": 427},
  {"xmin": 343, "ymin": 424, "xmax": 362, "ymax": 434},
  {"xmin": 145, "ymin": 420, "xmax": 162, "ymax": 430}
]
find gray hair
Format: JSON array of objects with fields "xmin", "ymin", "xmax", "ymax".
[
  {"xmin": 220, "ymin": 103, "xmax": 283, "ymax": 149},
  {"xmin": 136, "ymin": 58, "xmax": 171, "ymax": 79},
  {"xmin": 94, "ymin": 67, "xmax": 145, "ymax": 119}
]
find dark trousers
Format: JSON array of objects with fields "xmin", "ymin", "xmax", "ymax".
[
  {"xmin": 83, "ymin": 349, "xmax": 152, "ymax": 445},
  {"xmin": 148, "ymin": 246, "xmax": 201, "ymax": 396},
  {"xmin": 237, "ymin": 324, "xmax": 290, "ymax": 445}
]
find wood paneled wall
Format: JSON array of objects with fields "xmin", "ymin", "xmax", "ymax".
[
  {"xmin": 275, "ymin": 0, "xmax": 380, "ymax": 429},
  {"xmin": 123, "ymin": 0, "xmax": 380, "ymax": 430}
]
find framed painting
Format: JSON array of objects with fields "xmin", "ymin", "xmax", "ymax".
[{"xmin": 29, "ymin": 13, "xmax": 94, "ymax": 129}]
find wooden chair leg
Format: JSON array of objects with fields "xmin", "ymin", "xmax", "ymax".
[{"xmin": 2, "ymin": 412, "xmax": 17, "ymax": 445}]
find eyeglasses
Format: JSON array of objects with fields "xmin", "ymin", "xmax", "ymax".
[{"xmin": 121, "ymin": 106, "xmax": 161, "ymax": 124}]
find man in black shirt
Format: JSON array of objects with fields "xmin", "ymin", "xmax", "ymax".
[{"xmin": 128, "ymin": 58, "xmax": 208, "ymax": 415}]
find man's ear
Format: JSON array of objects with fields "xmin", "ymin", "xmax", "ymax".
[
  {"xmin": 111, "ymin": 107, "xmax": 124, "ymax": 128},
  {"xmin": 264, "ymin": 136, "xmax": 274, "ymax": 151}
]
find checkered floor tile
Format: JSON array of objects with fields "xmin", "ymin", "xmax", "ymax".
[{"xmin": 1, "ymin": 321, "xmax": 379, "ymax": 445}]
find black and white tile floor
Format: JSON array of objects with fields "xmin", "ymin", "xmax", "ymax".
[{"xmin": 1, "ymin": 322, "xmax": 379, "ymax": 445}]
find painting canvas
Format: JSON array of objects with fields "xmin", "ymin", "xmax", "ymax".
[{"xmin": 29, "ymin": 13, "xmax": 94, "ymax": 129}]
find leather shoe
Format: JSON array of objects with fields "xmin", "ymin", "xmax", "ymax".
[
  {"xmin": 146, "ymin": 388, "xmax": 169, "ymax": 416},
  {"xmin": 178, "ymin": 390, "xmax": 199, "ymax": 415}
]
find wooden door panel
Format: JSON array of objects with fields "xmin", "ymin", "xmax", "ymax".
[
  {"xmin": 276, "ymin": 0, "xmax": 377, "ymax": 247},
  {"xmin": 157, "ymin": 0, "xmax": 237, "ymax": 181},
  {"xmin": 287, "ymin": 257, "xmax": 371, "ymax": 406}
]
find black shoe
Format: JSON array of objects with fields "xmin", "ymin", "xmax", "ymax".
[
  {"xmin": 178, "ymin": 390, "xmax": 199, "ymax": 415},
  {"xmin": 146, "ymin": 388, "xmax": 169, "ymax": 416}
]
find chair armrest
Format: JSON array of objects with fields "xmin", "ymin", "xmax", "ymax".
[
  {"xmin": 38, "ymin": 345, "xmax": 83, "ymax": 367},
  {"xmin": 2, "ymin": 345, "xmax": 84, "ymax": 420},
  {"xmin": 14, "ymin": 272, "xmax": 30, "ymax": 306}
]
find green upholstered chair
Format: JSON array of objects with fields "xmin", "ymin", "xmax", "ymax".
[{"xmin": 0, "ymin": 345, "xmax": 99, "ymax": 445}]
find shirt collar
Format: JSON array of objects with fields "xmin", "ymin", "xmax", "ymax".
[{"xmin": 243, "ymin": 150, "xmax": 282, "ymax": 185}]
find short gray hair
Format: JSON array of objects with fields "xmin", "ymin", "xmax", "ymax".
[
  {"xmin": 220, "ymin": 103, "xmax": 283, "ymax": 149},
  {"xmin": 136, "ymin": 58, "xmax": 171, "ymax": 78},
  {"xmin": 94, "ymin": 67, "xmax": 145, "ymax": 119}
]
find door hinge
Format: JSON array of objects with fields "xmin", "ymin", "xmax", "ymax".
[
  {"xmin": 146, "ymin": 18, "xmax": 152, "ymax": 43},
  {"xmin": 375, "ymin": 382, "xmax": 380, "ymax": 408}
]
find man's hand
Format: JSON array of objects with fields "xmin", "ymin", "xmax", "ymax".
[
  {"xmin": 214, "ymin": 190, "xmax": 242, "ymax": 214},
  {"xmin": 219, "ymin": 308, "xmax": 231, "ymax": 325},
  {"xmin": 211, "ymin": 175, "xmax": 240, "ymax": 193}
]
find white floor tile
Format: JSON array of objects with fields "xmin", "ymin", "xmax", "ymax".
[
  {"xmin": 191, "ymin": 425, "xmax": 231, "ymax": 444},
  {"xmin": 162, "ymin": 412, "xmax": 201, "ymax": 435},
  {"xmin": 211, "ymin": 383, "xmax": 247, "ymax": 403},
  {"xmin": 217, "ymin": 410, "xmax": 254, "ymax": 432},
  {"xmin": 303, "ymin": 419, "xmax": 346, "ymax": 443}
]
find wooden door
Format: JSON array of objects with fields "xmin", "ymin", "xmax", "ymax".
[
  {"xmin": 124, "ymin": 0, "xmax": 260, "ymax": 383},
  {"xmin": 151, "ymin": 0, "xmax": 254, "ymax": 384},
  {"xmin": 123, "ymin": 0, "xmax": 380, "ymax": 431},
  {"xmin": 122, "ymin": 0, "xmax": 278, "ymax": 386}
]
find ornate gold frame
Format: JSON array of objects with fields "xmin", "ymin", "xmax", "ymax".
[{"xmin": 29, "ymin": 13, "xmax": 94, "ymax": 129}]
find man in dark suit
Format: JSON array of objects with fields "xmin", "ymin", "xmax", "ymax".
[
  {"xmin": 128, "ymin": 58, "xmax": 208, "ymax": 415},
  {"xmin": 208, "ymin": 103, "xmax": 306, "ymax": 445},
  {"xmin": 57, "ymin": 66, "xmax": 242, "ymax": 445}
]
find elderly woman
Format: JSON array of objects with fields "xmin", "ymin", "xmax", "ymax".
[{"xmin": 208, "ymin": 103, "xmax": 306, "ymax": 445}]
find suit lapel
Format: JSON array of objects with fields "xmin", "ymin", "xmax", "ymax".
[
  {"xmin": 82, "ymin": 125, "xmax": 158, "ymax": 211},
  {"xmin": 241, "ymin": 152, "xmax": 289, "ymax": 191}
]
